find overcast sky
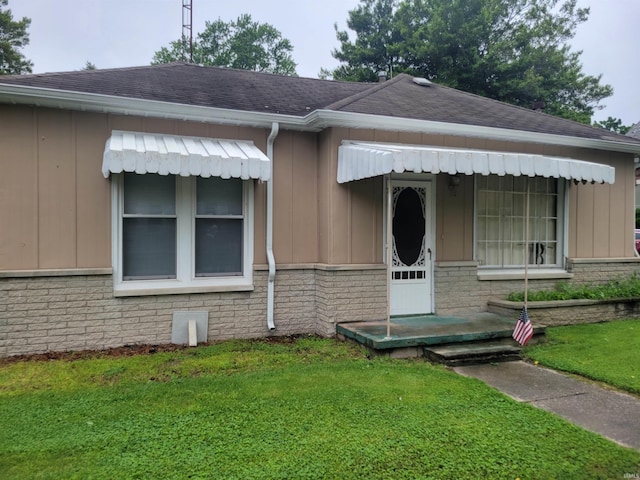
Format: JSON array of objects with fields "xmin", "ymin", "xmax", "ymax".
[{"xmin": 8, "ymin": 0, "xmax": 639, "ymax": 125}]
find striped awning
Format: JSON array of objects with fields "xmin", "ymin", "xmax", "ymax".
[
  {"xmin": 102, "ymin": 130, "xmax": 270, "ymax": 180},
  {"xmin": 337, "ymin": 142, "xmax": 615, "ymax": 184}
]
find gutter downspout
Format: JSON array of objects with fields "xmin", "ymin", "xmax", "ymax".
[{"xmin": 266, "ymin": 122, "xmax": 280, "ymax": 330}]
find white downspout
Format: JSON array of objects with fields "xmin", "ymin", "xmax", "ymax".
[{"xmin": 266, "ymin": 122, "xmax": 279, "ymax": 330}]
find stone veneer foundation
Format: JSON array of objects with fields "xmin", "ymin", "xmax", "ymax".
[
  {"xmin": 1, "ymin": 266, "xmax": 387, "ymax": 357},
  {"xmin": 2, "ymin": 259, "xmax": 638, "ymax": 357},
  {"xmin": 434, "ymin": 258, "xmax": 640, "ymax": 315},
  {"xmin": 488, "ymin": 297, "xmax": 640, "ymax": 326}
]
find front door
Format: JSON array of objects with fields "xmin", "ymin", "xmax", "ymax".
[{"xmin": 390, "ymin": 180, "xmax": 433, "ymax": 316}]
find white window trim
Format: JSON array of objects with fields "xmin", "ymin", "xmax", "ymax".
[
  {"xmin": 111, "ymin": 174, "xmax": 254, "ymax": 296},
  {"xmin": 473, "ymin": 175, "xmax": 568, "ymax": 275}
]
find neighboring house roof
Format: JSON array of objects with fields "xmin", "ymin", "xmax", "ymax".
[{"xmin": 1, "ymin": 62, "xmax": 640, "ymax": 153}]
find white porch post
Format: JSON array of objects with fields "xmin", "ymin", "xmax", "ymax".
[{"xmin": 385, "ymin": 174, "xmax": 393, "ymax": 339}]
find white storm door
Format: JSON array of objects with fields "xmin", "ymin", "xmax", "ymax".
[{"xmin": 390, "ymin": 180, "xmax": 433, "ymax": 316}]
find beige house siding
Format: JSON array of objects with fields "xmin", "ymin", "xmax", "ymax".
[
  {"xmin": 319, "ymin": 127, "xmax": 636, "ymax": 263},
  {"xmin": 568, "ymin": 151, "xmax": 634, "ymax": 258},
  {"xmin": 2, "ymin": 105, "xmax": 639, "ymax": 357},
  {"xmin": 1, "ymin": 106, "xmax": 38, "ymax": 269},
  {"xmin": 2, "ymin": 107, "xmax": 636, "ymax": 271},
  {"xmin": 1, "ymin": 106, "xmax": 328, "ymax": 271},
  {"xmin": 436, "ymin": 173, "xmax": 475, "ymax": 261},
  {"xmin": 0, "ymin": 105, "xmax": 278, "ymax": 271},
  {"xmin": 271, "ymin": 130, "xmax": 319, "ymax": 265}
]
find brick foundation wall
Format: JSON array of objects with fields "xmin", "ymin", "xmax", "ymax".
[
  {"xmin": 434, "ymin": 263, "xmax": 559, "ymax": 315},
  {"xmin": 4, "ymin": 259, "xmax": 639, "ymax": 357},
  {"xmin": 1, "ymin": 271, "xmax": 313, "ymax": 357},
  {"xmin": 1, "ymin": 267, "xmax": 387, "ymax": 357},
  {"xmin": 434, "ymin": 259, "xmax": 640, "ymax": 316},
  {"xmin": 271, "ymin": 269, "xmax": 317, "ymax": 336},
  {"xmin": 567, "ymin": 259, "xmax": 640, "ymax": 285},
  {"xmin": 315, "ymin": 267, "xmax": 387, "ymax": 337},
  {"xmin": 488, "ymin": 298, "xmax": 640, "ymax": 326}
]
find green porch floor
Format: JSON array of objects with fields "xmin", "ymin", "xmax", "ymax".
[{"xmin": 336, "ymin": 312, "xmax": 545, "ymax": 351}]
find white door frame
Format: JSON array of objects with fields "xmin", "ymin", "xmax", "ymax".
[{"xmin": 384, "ymin": 175, "xmax": 435, "ymax": 316}]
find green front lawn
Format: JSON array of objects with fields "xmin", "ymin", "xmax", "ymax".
[
  {"xmin": 524, "ymin": 319, "xmax": 640, "ymax": 395},
  {"xmin": 1, "ymin": 337, "xmax": 638, "ymax": 479}
]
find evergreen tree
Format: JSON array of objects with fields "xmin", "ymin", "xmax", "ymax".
[
  {"xmin": 329, "ymin": 0, "xmax": 612, "ymax": 123},
  {"xmin": 0, "ymin": 0, "xmax": 32, "ymax": 75}
]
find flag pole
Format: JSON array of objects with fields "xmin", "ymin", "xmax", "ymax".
[
  {"xmin": 524, "ymin": 178, "xmax": 530, "ymax": 309},
  {"xmin": 513, "ymin": 177, "xmax": 534, "ymax": 346}
]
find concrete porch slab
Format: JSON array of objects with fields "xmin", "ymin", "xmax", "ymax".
[{"xmin": 337, "ymin": 312, "xmax": 545, "ymax": 351}]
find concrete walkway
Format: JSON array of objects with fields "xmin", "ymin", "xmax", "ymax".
[{"xmin": 454, "ymin": 361, "xmax": 640, "ymax": 450}]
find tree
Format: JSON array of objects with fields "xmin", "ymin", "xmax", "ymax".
[
  {"xmin": 152, "ymin": 14, "xmax": 297, "ymax": 76},
  {"xmin": 328, "ymin": 0, "xmax": 612, "ymax": 123},
  {"xmin": 330, "ymin": 0, "xmax": 402, "ymax": 83},
  {"xmin": 83, "ymin": 61, "xmax": 96, "ymax": 71},
  {"xmin": 0, "ymin": 0, "xmax": 32, "ymax": 75},
  {"xmin": 593, "ymin": 117, "xmax": 631, "ymax": 135}
]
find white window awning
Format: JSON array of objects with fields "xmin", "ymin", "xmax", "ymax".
[
  {"xmin": 102, "ymin": 130, "xmax": 270, "ymax": 181},
  {"xmin": 337, "ymin": 142, "xmax": 615, "ymax": 184}
]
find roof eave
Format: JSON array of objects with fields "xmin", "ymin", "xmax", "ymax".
[
  {"xmin": 2, "ymin": 84, "xmax": 639, "ymax": 155},
  {"xmin": 0, "ymin": 83, "xmax": 312, "ymax": 131},
  {"xmin": 309, "ymin": 110, "xmax": 640, "ymax": 156}
]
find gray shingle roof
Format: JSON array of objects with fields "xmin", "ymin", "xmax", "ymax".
[
  {"xmin": 0, "ymin": 62, "xmax": 371, "ymax": 116},
  {"xmin": 328, "ymin": 74, "xmax": 637, "ymax": 143},
  {"xmin": 1, "ymin": 62, "xmax": 638, "ymax": 145},
  {"xmin": 627, "ymin": 122, "xmax": 640, "ymax": 139}
]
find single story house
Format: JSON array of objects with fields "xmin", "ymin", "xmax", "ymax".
[{"xmin": 2, "ymin": 62, "xmax": 640, "ymax": 357}]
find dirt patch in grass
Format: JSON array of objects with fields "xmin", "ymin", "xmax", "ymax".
[
  {"xmin": 0, "ymin": 343, "xmax": 189, "ymax": 364},
  {"xmin": 0, "ymin": 335, "xmax": 317, "ymax": 365}
]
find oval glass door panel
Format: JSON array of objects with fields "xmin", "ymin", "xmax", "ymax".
[{"xmin": 393, "ymin": 187, "xmax": 425, "ymax": 266}]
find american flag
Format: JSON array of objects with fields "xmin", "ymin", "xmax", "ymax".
[{"xmin": 513, "ymin": 307, "xmax": 534, "ymax": 346}]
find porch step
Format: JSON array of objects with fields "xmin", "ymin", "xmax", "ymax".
[
  {"xmin": 424, "ymin": 339, "xmax": 522, "ymax": 366},
  {"xmin": 336, "ymin": 313, "xmax": 546, "ymax": 360}
]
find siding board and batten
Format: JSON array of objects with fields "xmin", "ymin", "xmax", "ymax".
[
  {"xmin": 75, "ymin": 112, "xmax": 111, "ymax": 268},
  {"xmin": 3, "ymin": 107, "xmax": 636, "ymax": 272},
  {"xmin": 0, "ymin": 106, "xmax": 38, "ymax": 269}
]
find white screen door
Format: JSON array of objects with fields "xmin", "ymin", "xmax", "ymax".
[{"xmin": 389, "ymin": 180, "xmax": 433, "ymax": 315}]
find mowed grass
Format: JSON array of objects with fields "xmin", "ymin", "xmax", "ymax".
[
  {"xmin": 524, "ymin": 319, "xmax": 640, "ymax": 395},
  {"xmin": 1, "ymin": 337, "xmax": 638, "ymax": 479}
]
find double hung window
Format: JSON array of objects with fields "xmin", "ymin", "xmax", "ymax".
[
  {"xmin": 113, "ymin": 173, "xmax": 253, "ymax": 294},
  {"xmin": 476, "ymin": 175, "xmax": 564, "ymax": 269},
  {"xmin": 122, "ymin": 174, "xmax": 177, "ymax": 280}
]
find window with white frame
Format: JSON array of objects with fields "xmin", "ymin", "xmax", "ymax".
[
  {"xmin": 113, "ymin": 173, "xmax": 253, "ymax": 293},
  {"xmin": 475, "ymin": 175, "xmax": 564, "ymax": 269}
]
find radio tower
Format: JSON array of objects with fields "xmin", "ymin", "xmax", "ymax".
[{"xmin": 182, "ymin": 0, "xmax": 193, "ymax": 62}]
